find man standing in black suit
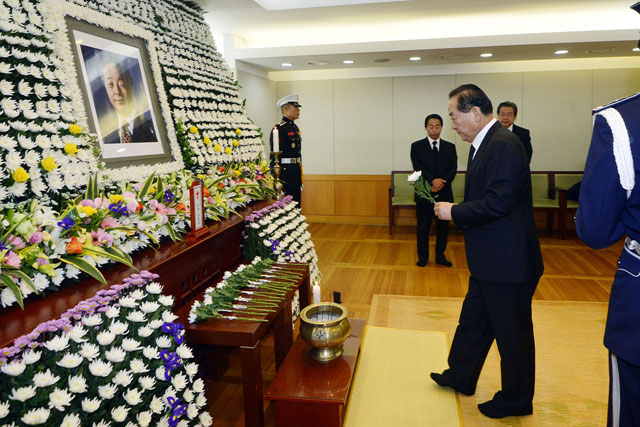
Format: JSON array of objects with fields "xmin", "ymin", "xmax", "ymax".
[
  {"xmin": 101, "ymin": 62, "xmax": 157, "ymax": 144},
  {"xmin": 498, "ymin": 101, "xmax": 532, "ymax": 163},
  {"xmin": 410, "ymin": 114, "xmax": 457, "ymax": 267},
  {"xmin": 431, "ymin": 84, "xmax": 544, "ymax": 419}
]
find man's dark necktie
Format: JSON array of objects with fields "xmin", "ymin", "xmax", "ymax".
[
  {"xmin": 432, "ymin": 141, "xmax": 438, "ymax": 154},
  {"xmin": 467, "ymin": 145, "xmax": 476, "ymax": 170}
]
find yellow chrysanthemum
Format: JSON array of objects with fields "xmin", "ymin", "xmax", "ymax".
[
  {"xmin": 203, "ymin": 136, "xmax": 211, "ymax": 146},
  {"xmin": 214, "ymin": 144, "xmax": 221, "ymax": 153},
  {"xmin": 189, "ymin": 125, "xmax": 198, "ymax": 134},
  {"xmin": 80, "ymin": 205, "xmax": 97, "ymax": 217},
  {"xmin": 13, "ymin": 167, "xmax": 30, "ymax": 183},
  {"xmin": 232, "ymin": 139, "xmax": 239, "ymax": 147},
  {"xmin": 235, "ymin": 128, "xmax": 242, "ymax": 135},
  {"xmin": 69, "ymin": 124, "xmax": 82, "ymax": 135},
  {"xmin": 64, "ymin": 143, "xmax": 78, "ymax": 156},
  {"xmin": 41, "ymin": 157, "xmax": 57, "ymax": 172},
  {"xmin": 109, "ymin": 194, "xmax": 124, "ymax": 204},
  {"xmin": 197, "ymin": 173, "xmax": 207, "ymax": 180},
  {"xmin": 224, "ymin": 147, "xmax": 232, "ymax": 154}
]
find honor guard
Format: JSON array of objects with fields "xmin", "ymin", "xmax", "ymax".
[
  {"xmin": 270, "ymin": 94, "xmax": 303, "ymax": 203},
  {"xmin": 576, "ymin": 90, "xmax": 640, "ymax": 427}
]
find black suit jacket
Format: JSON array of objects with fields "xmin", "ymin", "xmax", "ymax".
[
  {"xmin": 410, "ymin": 137, "xmax": 457, "ymax": 204},
  {"xmin": 512, "ymin": 124, "xmax": 532, "ymax": 163},
  {"xmin": 103, "ymin": 112, "xmax": 157, "ymax": 144},
  {"xmin": 452, "ymin": 121, "xmax": 543, "ymax": 284}
]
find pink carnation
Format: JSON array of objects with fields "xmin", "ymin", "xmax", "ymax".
[
  {"xmin": 3, "ymin": 251, "xmax": 21, "ymax": 267},
  {"xmin": 101, "ymin": 217, "xmax": 121, "ymax": 228},
  {"xmin": 91, "ymin": 229, "xmax": 114, "ymax": 246},
  {"xmin": 29, "ymin": 231, "xmax": 43, "ymax": 245},
  {"xmin": 7, "ymin": 234, "xmax": 26, "ymax": 249}
]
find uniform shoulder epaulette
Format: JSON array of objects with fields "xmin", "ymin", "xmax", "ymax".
[
  {"xmin": 593, "ymin": 92, "xmax": 640, "ymax": 114},
  {"xmin": 279, "ymin": 119, "xmax": 286, "ymax": 126}
]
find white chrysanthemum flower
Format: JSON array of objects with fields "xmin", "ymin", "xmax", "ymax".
[
  {"xmin": 1, "ymin": 287, "xmax": 17, "ymax": 307},
  {"xmin": 136, "ymin": 410, "xmax": 152, "ymax": 427},
  {"xmin": 195, "ymin": 392, "xmax": 207, "ymax": 408},
  {"xmin": 111, "ymin": 405, "xmax": 129, "ymax": 423},
  {"xmin": 199, "ymin": 411, "xmax": 213, "ymax": 426},
  {"xmin": 66, "ymin": 324, "xmax": 88, "ymax": 343},
  {"xmin": 123, "ymin": 388, "xmax": 143, "ymax": 406},
  {"xmin": 44, "ymin": 335, "xmax": 69, "ymax": 352},
  {"xmin": 81, "ymin": 314, "xmax": 102, "ymax": 327},
  {"xmin": 118, "ymin": 296, "xmax": 137, "ymax": 308},
  {"xmin": 176, "ymin": 344, "xmax": 194, "ymax": 359},
  {"xmin": 88, "ymin": 360, "xmax": 113, "ymax": 377},
  {"xmin": 33, "ymin": 369, "xmax": 60, "ymax": 388},
  {"xmin": 155, "ymin": 366, "xmax": 168, "ymax": 381},
  {"xmin": 192, "ymin": 378, "xmax": 205, "ymax": 394},
  {"xmin": 67, "ymin": 374, "xmax": 87, "ymax": 394},
  {"xmin": 105, "ymin": 347, "xmax": 126, "ymax": 363},
  {"xmin": 148, "ymin": 319, "xmax": 164, "ymax": 329},
  {"xmin": 60, "ymin": 413, "xmax": 82, "ymax": 427},
  {"xmin": 0, "ymin": 400, "xmax": 9, "ymax": 417},
  {"xmin": 149, "ymin": 395, "xmax": 164, "ymax": 414},
  {"xmin": 161, "ymin": 311, "xmax": 178, "ymax": 323},
  {"xmin": 104, "ymin": 305, "xmax": 120, "ymax": 318},
  {"xmin": 22, "ymin": 349, "xmax": 42, "ymax": 365},
  {"xmin": 129, "ymin": 289, "xmax": 145, "ymax": 300},
  {"xmin": 126, "ymin": 311, "xmax": 146, "ymax": 323},
  {"xmin": 1, "ymin": 360, "xmax": 26, "ymax": 376},
  {"xmin": 0, "ymin": 135, "xmax": 16, "ymax": 150},
  {"xmin": 79, "ymin": 343, "xmax": 99, "ymax": 359},
  {"xmin": 48, "ymin": 387, "xmax": 73, "ymax": 411},
  {"xmin": 129, "ymin": 358, "xmax": 148, "ymax": 374},
  {"xmin": 138, "ymin": 326, "xmax": 153, "ymax": 338},
  {"xmin": 109, "ymin": 320, "xmax": 129, "ymax": 335},
  {"xmin": 171, "ymin": 372, "xmax": 187, "ymax": 391},
  {"xmin": 146, "ymin": 282, "xmax": 163, "ymax": 294},
  {"xmin": 182, "ymin": 389, "xmax": 194, "ymax": 403},
  {"xmin": 143, "ymin": 346, "xmax": 160, "ymax": 360},
  {"xmin": 139, "ymin": 301, "xmax": 160, "ymax": 314},
  {"xmin": 158, "ymin": 295, "xmax": 174, "ymax": 306},
  {"xmin": 185, "ymin": 362, "xmax": 198, "ymax": 379},
  {"xmin": 112, "ymin": 370, "xmax": 133, "ymax": 387},
  {"xmin": 96, "ymin": 330, "xmax": 116, "ymax": 346},
  {"xmin": 187, "ymin": 402, "xmax": 198, "ymax": 419},
  {"xmin": 98, "ymin": 383, "xmax": 117, "ymax": 400},
  {"xmin": 121, "ymin": 338, "xmax": 142, "ymax": 352},
  {"xmin": 138, "ymin": 375, "xmax": 156, "ymax": 391},
  {"xmin": 81, "ymin": 397, "xmax": 101, "ymax": 413},
  {"xmin": 156, "ymin": 335, "xmax": 172, "ymax": 348},
  {"xmin": 56, "ymin": 353, "xmax": 83, "ymax": 369},
  {"xmin": 20, "ymin": 407, "xmax": 50, "ymax": 425}
]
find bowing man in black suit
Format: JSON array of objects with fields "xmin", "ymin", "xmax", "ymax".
[
  {"xmin": 410, "ymin": 114, "xmax": 457, "ymax": 267},
  {"xmin": 431, "ymin": 84, "xmax": 544, "ymax": 419},
  {"xmin": 498, "ymin": 101, "xmax": 532, "ymax": 163}
]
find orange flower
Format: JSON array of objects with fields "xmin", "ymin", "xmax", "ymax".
[
  {"xmin": 203, "ymin": 187, "xmax": 210, "ymax": 197},
  {"xmin": 136, "ymin": 202, "xmax": 143, "ymax": 213},
  {"xmin": 176, "ymin": 203, "xmax": 187, "ymax": 211},
  {"xmin": 217, "ymin": 182, "xmax": 225, "ymax": 190},
  {"xmin": 66, "ymin": 237, "xmax": 83, "ymax": 254},
  {"xmin": 217, "ymin": 166, "xmax": 225, "ymax": 173}
]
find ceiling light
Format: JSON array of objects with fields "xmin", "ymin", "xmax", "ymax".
[
  {"xmin": 480, "ymin": 53, "xmax": 493, "ymax": 58},
  {"xmin": 343, "ymin": 60, "xmax": 355, "ymax": 64},
  {"xmin": 633, "ymin": 47, "xmax": 640, "ymax": 52},
  {"xmin": 281, "ymin": 62, "xmax": 292, "ymax": 67},
  {"xmin": 373, "ymin": 58, "xmax": 390, "ymax": 63},
  {"xmin": 555, "ymin": 50, "xmax": 569, "ymax": 55},
  {"xmin": 409, "ymin": 56, "xmax": 421, "ymax": 61}
]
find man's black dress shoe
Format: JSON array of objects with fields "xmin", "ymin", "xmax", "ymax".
[
  {"xmin": 429, "ymin": 372, "xmax": 474, "ymax": 396},
  {"xmin": 416, "ymin": 260, "xmax": 428, "ymax": 267},
  {"xmin": 478, "ymin": 398, "xmax": 533, "ymax": 419},
  {"xmin": 436, "ymin": 257, "xmax": 452, "ymax": 267}
]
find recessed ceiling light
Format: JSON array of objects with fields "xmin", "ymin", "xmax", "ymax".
[
  {"xmin": 555, "ymin": 50, "xmax": 569, "ymax": 55},
  {"xmin": 343, "ymin": 60, "xmax": 355, "ymax": 64},
  {"xmin": 373, "ymin": 58, "xmax": 390, "ymax": 63},
  {"xmin": 409, "ymin": 56, "xmax": 421, "ymax": 61},
  {"xmin": 281, "ymin": 63, "xmax": 292, "ymax": 67},
  {"xmin": 480, "ymin": 53, "xmax": 493, "ymax": 58},
  {"xmin": 633, "ymin": 47, "xmax": 640, "ymax": 52}
]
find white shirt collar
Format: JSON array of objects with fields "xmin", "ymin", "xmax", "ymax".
[
  {"xmin": 507, "ymin": 124, "xmax": 514, "ymax": 131},
  {"xmin": 428, "ymin": 137, "xmax": 440, "ymax": 149},
  {"xmin": 471, "ymin": 118, "xmax": 497, "ymax": 158}
]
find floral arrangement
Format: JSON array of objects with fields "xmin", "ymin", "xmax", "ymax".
[
  {"xmin": 189, "ymin": 257, "xmax": 307, "ymax": 324},
  {"xmin": 0, "ymin": 270, "xmax": 214, "ymax": 426},
  {"xmin": 0, "ymin": 163, "xmax": 274, "ymax": 311},
  {"xmin": 407, "ymin": 171, "xmax": 437, "ymax": 203},
  {"xmin": 242, "ymin": 196, "xmax": 321, "ymax": 286}
]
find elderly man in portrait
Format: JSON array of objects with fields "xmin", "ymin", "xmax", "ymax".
[{"xmin": 101, "ymin": 61, "xmax": 157, "ymax": 144}]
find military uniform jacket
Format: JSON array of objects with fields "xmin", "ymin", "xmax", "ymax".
[
  {"xmin": 270, "ymin": 117, "xmax": 302, "ymax": 162},
  {"xmin": 575, "ymin": 92, "xmax": 640, "ymax": 366}
]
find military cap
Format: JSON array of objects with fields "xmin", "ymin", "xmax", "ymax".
[{"xmin": 276, "ymin": 94, "xmax": 301, "ymax": 108}]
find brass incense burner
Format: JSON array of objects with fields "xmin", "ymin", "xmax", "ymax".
[{"xmin": 299, "ymin": 302, "xmax": 351, "ymax": 362}]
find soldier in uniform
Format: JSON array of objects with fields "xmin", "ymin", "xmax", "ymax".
[{"xmin": 270, "ymin": 94, "xmax": 303, "ymax": 203}]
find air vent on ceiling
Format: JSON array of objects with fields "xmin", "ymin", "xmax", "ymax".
[
  {"xmin": 373, "ymin": 58, "xmax": 390, "ymax": 63},
  {"xmin": 585, "ymin": 48, "xmax": 616, "ymax": 54},
  {"xmin": 306, "ymin": 60, "xmax": 330, "ymax": 65},
  {"xmin": 439, "ymin": 54, "xmax": 463, "ymax": 60}
]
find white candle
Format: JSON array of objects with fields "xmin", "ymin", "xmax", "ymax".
[
  {"xmin": 272, "ymin": 127, "xmax": 279, "ymax": 152},
  {"xmin": 312, "ymin": 282, "xmax": 321, "ymax": 304}
]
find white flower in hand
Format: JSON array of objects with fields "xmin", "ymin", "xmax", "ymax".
[{"xmin": 407, "ymin": 170, "xmax": 422, "ymax": 182}]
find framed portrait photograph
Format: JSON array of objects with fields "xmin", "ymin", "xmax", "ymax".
[{"xmin": 65, "ymin": 17, "xmax": 175, "ymax": 169}]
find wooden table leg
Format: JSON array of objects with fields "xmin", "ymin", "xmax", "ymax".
[
  {"xmin": 241, "ymin": 343, "xmax": 264, "ymax": 427},
  {"xmin": 273, "ymin": 299, "xmax": 294, "ymax": 369}
]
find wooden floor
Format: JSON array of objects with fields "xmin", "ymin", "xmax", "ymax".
[{"xmin": 206, "ymin": 224, "xmax": 620, "ymax": 426}]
